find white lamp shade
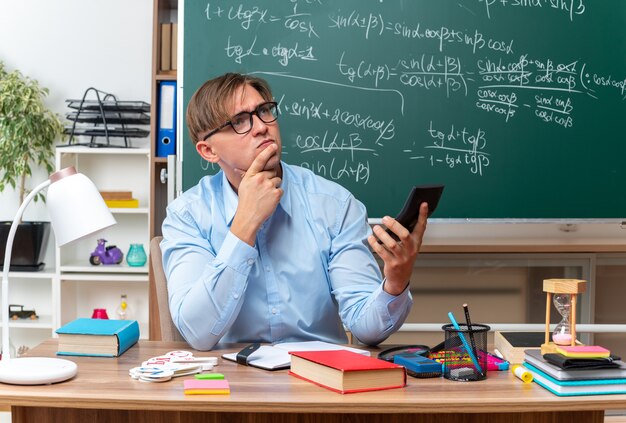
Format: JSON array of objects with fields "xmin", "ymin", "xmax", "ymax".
[{"xmin": 47, "ymin": 170, "xmax": 116, "ymax": 246}]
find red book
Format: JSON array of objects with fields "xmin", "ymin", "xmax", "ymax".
[{"xmin": 289, "ymin": 350, "xmax": 406, "ymax": 394}]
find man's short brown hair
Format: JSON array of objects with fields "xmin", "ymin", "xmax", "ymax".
[{"xmin": 186, "ymin": 73, "xmax": 274, "ymax": 144}]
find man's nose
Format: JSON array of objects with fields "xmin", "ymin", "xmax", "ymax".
[{"xmin": 250, "ymin": 114, "xmax": 268, "ymax": 135}]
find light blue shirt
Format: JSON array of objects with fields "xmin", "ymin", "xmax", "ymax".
[{"xmin": 161, "ymin": 162, "xmax": 412, "ymax": 350}]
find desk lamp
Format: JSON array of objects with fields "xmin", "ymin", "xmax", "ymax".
[{"xmin": 0, "ymin": 167, "xmax": 116, "ymax": 384}]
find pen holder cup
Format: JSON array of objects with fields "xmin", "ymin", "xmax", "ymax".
[{"xmin": 441, "ymin": 323, "xmax": 490, "ymax": 382}]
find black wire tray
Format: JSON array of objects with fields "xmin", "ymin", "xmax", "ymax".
[
  {"xmin": 63, "ymin": 126, "xmax": 150, "ymax": 138},
  {"xmin": 65, "ymin": 99, "xmax": 150, "ymax": 113},
  {"xmin": 66, "ymin": 111, "xmax": 150, "ymax": 125}
]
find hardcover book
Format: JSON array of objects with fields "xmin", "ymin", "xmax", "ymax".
[
  {"xmin": 99, "ymin": 191, "xmax": 133, "ymax": 201},
  {"xmin": 524, "ymin": 349, "xmax": 626, "ymax": 381},
  {"xmin": 56, "ymin": 318, "xmax": 140, "ymax": 357},
  {"xmin": 289, "ymin": 349, "xmax": 406, "ymax": 394},
  {"xmin": 524, "ymin": 362, "xmax": 626, "ymax": 396}
]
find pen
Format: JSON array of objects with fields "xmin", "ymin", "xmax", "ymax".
[
  {"xmin": 448, "ymin": 311, "xmax": 483, "ymax": 375},
  {"xmin": 462, "ymin": 303, "xmax": 479, "ymax": 366}
]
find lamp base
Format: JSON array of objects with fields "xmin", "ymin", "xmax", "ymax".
[{"xmin": 0, "ymin": 357, "xmax": 77, "ymax": 385}]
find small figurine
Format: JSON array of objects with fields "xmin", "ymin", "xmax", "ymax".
[
  {"xmin": 9, "ymin": 304, "xmax": 39, "ymax": 320},
  {"xmin": 89, "ymin": 239, "xmax": 124, "ymax": 265}
]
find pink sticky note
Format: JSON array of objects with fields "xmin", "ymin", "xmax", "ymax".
[{"xmin": 184, "ymin": 379, "xmax": 230, "ymax": 394}]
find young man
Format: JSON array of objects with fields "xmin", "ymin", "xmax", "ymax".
[{"xmin": 161, "ymin": 73, "xmax": 429, "ymax": 350}]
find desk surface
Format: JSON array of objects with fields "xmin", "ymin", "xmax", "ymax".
[{"xmin": 0, "ymin": 340, "xmax": 625, "ymax": 416}]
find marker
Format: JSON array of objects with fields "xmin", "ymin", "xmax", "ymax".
[{"xmin": 448, "ymin": 311, "xmax": 483, "ymax": 375}]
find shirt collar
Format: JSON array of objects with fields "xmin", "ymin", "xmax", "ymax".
[{"xmin": 222, "ymin": 162, "xmax": 292, "ymax": 227}]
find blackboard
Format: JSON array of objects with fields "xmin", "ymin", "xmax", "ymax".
[{"xmin": 182, "ymin": 0, "xmax": 626, "ymax": 220}]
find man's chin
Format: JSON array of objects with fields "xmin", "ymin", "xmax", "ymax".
[{"xmin": 265, "ymin": 155, "xmax": 281, "ymax": 168}]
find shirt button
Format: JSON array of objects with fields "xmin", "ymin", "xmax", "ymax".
[
  {"xmin": 233, "ymin": 293, "xmax": 239, "ymax": 299},
  {"xmin": 271, "ymin": 308, "xmax": 277, "ymax": 315},
  {"xmin": 265, "ymin": 267, "xmax": 270, "ymax": 272},
  {"xmin": 247, "ymin": 259, "xmax": 254, "ymax": 266}
]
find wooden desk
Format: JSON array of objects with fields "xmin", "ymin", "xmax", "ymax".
[{"xmin": 0, "ymin": 340, "xmax": 625, "ymax": 423}]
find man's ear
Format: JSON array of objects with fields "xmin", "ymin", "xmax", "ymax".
[{"xmin": 196, "ymin": 140, "xmax": 220, "ymax": 163}]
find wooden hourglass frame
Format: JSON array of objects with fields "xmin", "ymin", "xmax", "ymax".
[{"xmin": 541, "ymin": 278, "xmax": 587, "ymax": 355}]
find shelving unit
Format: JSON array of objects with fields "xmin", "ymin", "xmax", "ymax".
[
  {"xmin": 149, "ymin": 0, "xmax": 178, "ymax": 340},
  {"xmin": 149, "ymin": 0, "xmax": 178, "ymax": 241},
  {"xmin": 54, "ymin": 146, "xmax": 150, "ymax": 338}
]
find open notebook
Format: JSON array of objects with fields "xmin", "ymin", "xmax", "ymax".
[{"xmin": 222, "ymin": 341, "xmax": 370, "ymax": 370}]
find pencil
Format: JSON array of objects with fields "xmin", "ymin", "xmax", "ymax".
[{"xmin": 463, "ymin": 303, "xmax": 480, "ymax": 373}]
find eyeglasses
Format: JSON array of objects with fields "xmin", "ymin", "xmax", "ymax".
[{"xmin": 202, "ymin": 101, "xmax": 279, "ymax": 141}]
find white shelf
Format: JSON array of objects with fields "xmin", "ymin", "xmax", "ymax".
[
  {"xmin": 3, "ymin": 315, "xmax": 54, "ymax": 330},
  {"xmin": 110, "ymin": 207, "xmax": 149, "ymax": 214},
  {"xmin": 4, "ymin": 270, "xmax": 57, "ymax": 279},
  {"xmin": 56, "ymin": 146, "xmax": 149, "ymax": 156},
  {"xmin": 59, "ymin": 262, "xmax": 147, "ymax": 274},
  {"xmin": 61, "ymin": 273, "xmax": 148, "ymax": 282},
  {"xmin": 59, "ymin": 273, "xmax": 148, "ymax": 282}
]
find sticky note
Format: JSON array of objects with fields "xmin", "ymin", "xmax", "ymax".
[
  {"xmin": 195, "ymin": 373, "xmax": 225, "ymax": 380},
  {"xmin": 183, "ymin": 379, "xmax": 230, "ymax": 395}
]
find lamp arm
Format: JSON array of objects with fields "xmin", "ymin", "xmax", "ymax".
[{"xmin": 2, "ymin": 179, "xmax": 51, "ymax": 361}]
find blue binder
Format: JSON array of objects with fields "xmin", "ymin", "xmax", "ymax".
[{"xmin": 157, "ymin": 81, "xmax": 176, "ymax": 157}]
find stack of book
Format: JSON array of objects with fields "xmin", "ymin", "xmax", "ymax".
[
  {"xmin": 523, "ymin": 347, "xmax": 626, "ymax": 396},
  {"xmin": 160, "ymin": 22, "xmax": 178, "ymax": 72},
  {"xmin": 100, "ymin": 191, "xmax": 139, "ymax": 208}
]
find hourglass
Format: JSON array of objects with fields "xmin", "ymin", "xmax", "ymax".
[
  {"xmin": 541, "ymin": 278, "xmax": 587, "ymax": 355},
  {"xmin": 552, "ymin": 294, "xmax": 572, "ymax": 345}
]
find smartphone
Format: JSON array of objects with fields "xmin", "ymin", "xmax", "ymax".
[{"xmin": 384, "ymin": 184, "xmax": 445, "ymax": 241}]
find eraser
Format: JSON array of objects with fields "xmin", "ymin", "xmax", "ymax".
[{"xmin": 450, "ymin": 367, "xmax": 475, "ymax": 378}]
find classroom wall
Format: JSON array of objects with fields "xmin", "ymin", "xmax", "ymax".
[{"xmin": 0, "ymin": 0, "xmax": 153, "ymax": 222}]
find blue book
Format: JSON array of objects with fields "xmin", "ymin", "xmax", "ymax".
[
  {"xmin": 524, "ymin": 362, "xmax": 626, "ymax": 396},
  {"xmin": 55, "ymin": 318, "xmax": 140, "ymax": 357}
]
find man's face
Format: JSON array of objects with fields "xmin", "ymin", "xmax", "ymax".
[{"xmin": 196, "ymin": 84, "xmax": 282, "ymax": 183}]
